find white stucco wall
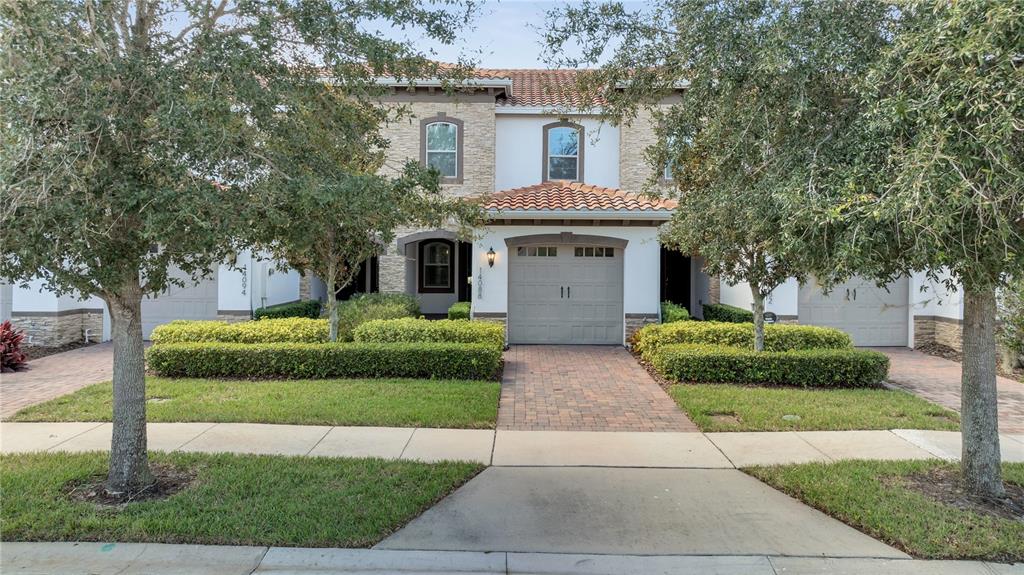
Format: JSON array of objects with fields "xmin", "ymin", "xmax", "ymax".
[
  {"xmin": 910, "ymin": 269, "xmax": 962, "ymax": 320},
  {"xmin": 471, "ymin": 225, "xmax": 661, "ymax": 315},
  {"xmin": 218, "ymin": 255, "xmax": 251, "ymax": 312},
  {"xmin": 718, "ymin": 277, "xmax": 800, "ymax": 317},
  {"xmin": 495, "ymin": 115, "xmax": 620, "ymax": 191}
]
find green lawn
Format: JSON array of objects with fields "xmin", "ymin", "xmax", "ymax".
[
  {"xmin": 668, "ymin": 384, "xmax": 959, "ymax": 432},
  {"xmin": 11, "ymin": 377, "xmax": 500, "ymax": 429},
  {"xmin": 747, "ymin": 460, "xmax": 1024, "ymax": 561},
  {"xmin": 1, "ymin": 451, "xmax": 481, "ymax": 547}
]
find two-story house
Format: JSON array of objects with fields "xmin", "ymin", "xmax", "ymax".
[{"xmin": 1, "ymin": 68, "xmax": 966, "ymax": 349}]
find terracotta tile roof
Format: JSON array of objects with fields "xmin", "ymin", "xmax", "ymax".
[
  {"xmin": 475, "ymin": 68, "xmax": 602, "ymax": 108},
  {"xmin": 483, "ymin": 181, "xmax": 677, "ymax": 213}
]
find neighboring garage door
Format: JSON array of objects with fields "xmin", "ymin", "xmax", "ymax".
[
  {"xmin": 798, "ymin": 276, "xmax": 908, "ymax": 346},
  {"xmin": 508, "ymin": 241, "xmax": 623, "ymax": 344},
  {"xmin": 142, "ymin": 269, "xmax": 219, "ymax": 339}
]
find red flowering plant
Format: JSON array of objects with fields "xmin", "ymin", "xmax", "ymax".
[{"xmin": 1, "ymin": 320, "xmax": 28, "ymax": 373}]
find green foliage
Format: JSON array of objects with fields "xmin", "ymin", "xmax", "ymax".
[
  {"xmin": 448, "ymin": 301, "xmax": 471, "ymax": 320},
  {"xmin": 543, "ymin": 1, "xmax": 891, "ymax": 315},
  {"xmin": 253, "ymin": 300, "xmax": 322, "ymax": 320},
  {"xmin": 151, "ymin": 319, "xmax": 328, "ymax": 345},
  {"xmin": 998, "ymin": 278, "xmax": 1024, "ymax": 357},
  {"xmin": 354, "ymin": 318, "xmax": 505, "ymax": 350},
  {"xmin": 701, "ymin": 303, "xmax": 753, "ymax": 324},
  {"xmin": 146, "ymin": 342, "xmax": 501, "ymax": 381},
  {"xmin": 336, "ymin": 293, "xmax": 420, "ymax": 342},
  {"xmin": 652, "ymin": 344, "xmax": 889, "ymax": 388},
  {"xmin": 661, "ymin": 301, "xmax": 690, "ymax": 323},
  {"xmin": 634, "ymin": 321, "xmax": 851, "ymax": 360}
]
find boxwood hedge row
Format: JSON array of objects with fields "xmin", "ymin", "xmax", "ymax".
[
  {"xmin": 353, "ymin": 318, "xmax": 505, "ymax": 349},
  {"xmin": 634, "ymin": 321, "xmax": 851, "ymax": 360},
  {"xmin": 651, "ymin": 344, "xmax": 889, "ymax": 388},
  {"xmin": 146, "ymin": 342, "xmax": 502, "ymax": 380},
  {"xmin": 151, "ymin": 318, "xmax": 328, "ymax": 344}
]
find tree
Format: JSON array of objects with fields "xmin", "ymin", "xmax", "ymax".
[
  {"xmin": 543, "ymin": 0, "xmax": 892, "ymax": 350},
  {"xmin": 0, "ymin": 0, "xmax": 475, "ymax": 495},
  {"xmin": 253, "ymin": 90, "xmax": 481, "ymax": 341},
  {"xmin": 813, "ymin": 0, "xmax": 1024, "ymax": 499}
]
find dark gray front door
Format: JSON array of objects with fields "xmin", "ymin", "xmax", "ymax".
[{"xmin": 508, "ymin": 243, "xmax": 623, "ymax": 344}]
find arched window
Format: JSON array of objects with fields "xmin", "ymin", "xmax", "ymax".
[
  {"xmin": 419, "ymin": 239, "xmax": 454, "ymax": 293},
  {"xmin": 420, "ymin": 114, "xmax": 463, "ymax": 184},
  {"xmin": 543, "ymin": 121, "xmax": 585, "ymax": 182}
]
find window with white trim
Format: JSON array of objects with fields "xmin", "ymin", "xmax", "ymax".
[{"xmin": 543, "ymin": 122, "xmax": 584, "ymax": 181}]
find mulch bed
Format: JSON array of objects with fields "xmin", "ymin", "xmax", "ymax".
[
  {"xmin": 23, "ymin": 341, "xmax": 98, "ymax": 362},
  {"xmin": 66, "ymin": 463, "xmax": 196, "ymax": 508},
  {"xmin": 896, "ymin": 467, "xmax": 1024, "ymax": 523}
]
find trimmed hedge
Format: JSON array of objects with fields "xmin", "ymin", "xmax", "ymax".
[
  {"xmin": 651, "ymin": 344, "xmax": 889, "ymax": 388},
  {"xmin": 703, "ymin": 303, "xmax": 754, "ymax": 323},
  {"xmin": 661, "ymin": 301, "xmax": 690, "ymax": 323},
  {"xmin": 634, "ymin": 321, "xmax": 852, "ymax": 359},
  {"xmin": 354, "ymin": 318, "xmax": 505, "ymax": 350},
  {"xmin": 336, "ymin": 293, "xmax": 420, "ymax": 341},
  {"xmin": 448, "ymin": 301, "xmax": 471, "ymax": 320},
  {"xmin": 151, "ymin": 318, "xmax": 328, "ymax": 344},
  {"xmin": 253, "ymin": 300, "xmax": 321, "ymax": 320},
  {"xmin": 146, "ymin": 342, "xmax": 501, "ymax": 380}
]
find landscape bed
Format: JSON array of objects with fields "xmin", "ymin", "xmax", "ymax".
[
  {"xmin": 0, "ymin": 452, "xmax": 482, "ymax": 548},
  {"xmin": 11, "ymin": 377, "xmax": 501, "ymax": 429},
  {"xmin": 747, "ymin": 460, "xmax": 1024, "ymax": 561}
]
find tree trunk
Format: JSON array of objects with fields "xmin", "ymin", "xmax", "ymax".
[
  {"xmin": 326, "ymin": 261, "xmax": 339, "ymax": 342},
  {"xmin": 106, "ymin": 277, "xmax": 153, "ymax": 494},
  {"xmin": 961, "ymin": 286, "xmax": 1004, "ymax": 499},
  {"xmin": 750, "ymin": 285, "xmax": 766, "ymax": 352}
]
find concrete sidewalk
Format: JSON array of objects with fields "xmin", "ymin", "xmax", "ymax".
[
  {"xmin": 3, "ymin": 422, "xmax": 1023, "ymax": 467},
  {"xmin": 3, "ymin": 543, "xmax": 1020, "ymax": 574}
]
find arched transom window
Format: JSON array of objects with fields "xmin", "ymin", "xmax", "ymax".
[
  {"xmin": 543, "ymin": 122, "xmax": 585, "ymax": 182},
  {"xmin": 420, "ymin": 114, "xmax": 464, "ymax": 184}
]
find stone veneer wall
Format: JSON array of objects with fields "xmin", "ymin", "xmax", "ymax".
[
  {"xmin": 217, "ymin": 311, "xmax": 251, "ymax": 324},
  {"xmin": 618, "ymin": 107, "xmax": 671, "ymax": 194},
  {"xmin": 377, "ymin": 98, "xmax": 496, "ymax": 293},
  {"xmin": 914, "ymin": 315, "xmax": 963, "ymax": 351},
  {"xmin": 707, "ymin": 276, "xmax": 721, "ymax": 305},
  {"xmin": 625, "ymin": 313, "xmax": 659, "ymax": 344},
  {"xmin": 11, "ymin": 309, "xmax": 103, "ymax": 348}
]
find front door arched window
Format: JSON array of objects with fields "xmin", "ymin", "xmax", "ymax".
[{"xmin": 419, "ymin": 239, "xmax": 454, "ymax": 293}]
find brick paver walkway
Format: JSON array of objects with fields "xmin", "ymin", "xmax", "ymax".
[
  {"xmin": 882, "ymin": 348, "xmax": 1024, "ymax": 433},
  {"xmin": 497, "ymin": 345, "xmax": 697, "ymax": 432},
  {"xmin": 0, "ymin": 343, "xmax": 113, "ymax": 419}
]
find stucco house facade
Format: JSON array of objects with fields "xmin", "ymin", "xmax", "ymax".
[{"xmin": 1, "ymin": 68, "xmax": 966, "ymax": 349}]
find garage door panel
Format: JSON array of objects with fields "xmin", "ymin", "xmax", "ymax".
[
  {"xmin": 508, "ymin": 241, "xmax": 623, "ymax": 345},
  {"xmin": 141, "ymin": 269, "xmax": 219, "ymax": 339},
  {"xmin": 798, "ymin": 276, "xmax": 908, "ymax": 346}
]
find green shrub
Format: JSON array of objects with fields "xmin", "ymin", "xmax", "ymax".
[
  {"xmin": 661, "ymin": 301, "xmax": 690, "ymax": 323},
  {"xmin": 146, "ymin": 342, "xmax": 501, "ymax": 380},
  {"xmin": 702, "ymin": 303, "xmax": 754, "ymax": 323},
  {"xmin": 336, "ymin": 293, "xmax": 420, "ymax": 342},
  {"xmin": 354, "ymin": 318, "xmax": 505, "ymax": 350},
  {"xmin": 253, "ymin": 300, "xmax": 321, "ymax": 320},
  {"xmin": 634, "ymin": 321, "xmax": 852, "ymax": 359},
  {"xmin": 651, "ymin": 344, "xmax": 889, "ymax": 388},
  {"xmin": 448, "ymin": 301, "xmax": 471, "ymax": 320},
  {"xmin": 151, "ymin": 318, "xmax": 328, "ymax": 344}
]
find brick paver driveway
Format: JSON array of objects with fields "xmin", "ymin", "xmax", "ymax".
[
  {"xmin": 881, "ymin": 348, "xmax": 1024, "ymax": 433},
  {"xmin": 0, "ymin": 343, "xmax": 113, "ymax": 419},
  {"xmin": 498, "ymin": 345, "xmax": 697, "ymax": 432}
]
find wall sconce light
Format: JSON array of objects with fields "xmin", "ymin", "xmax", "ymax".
[{"xmin": 486, "ymin": 247, "xmax": 496, "ymax": 268}]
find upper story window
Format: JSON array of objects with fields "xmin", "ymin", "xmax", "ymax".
[
  {"xmin": 542, "ymin": 121, "xmax": 585, "ymax": 182},
  {"xmin": 663, "ymin": 135, "xmax": 676, "ymax": 181},
  {"xmin": 420, "ymin": 113, "xmax": 464, "ymax": 184}
]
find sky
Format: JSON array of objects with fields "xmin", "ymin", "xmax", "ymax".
[{"xmin": 406, "ymin": 1, "xmax": 639, "ymax": 69}]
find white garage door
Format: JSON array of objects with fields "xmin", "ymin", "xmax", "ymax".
[
  {"xmin": 798, "ymin": 276, "xmax": 908, "ymax": 346},
  {"xmin": 142, "ymin": 269, "xmax": 219, "ymax": 339},
  {"xmin": 508, "ymin": 242, "xmax": 623, "ymax": 344}
]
